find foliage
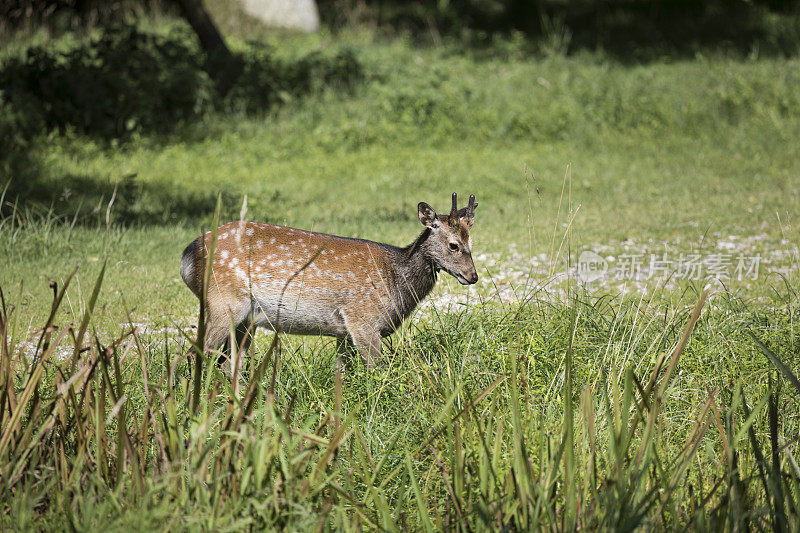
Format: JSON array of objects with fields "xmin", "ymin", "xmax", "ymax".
[
  {"xmin": 318, "ymin": 0, "xmax": 800, "ymax": 58},
  {"xmin": 1, "ymin": 26, "xmax": 210, "ymax": 139},
  {"xmin": 0, "ymin": 25, "xmax": 362, "ymax": 140}
]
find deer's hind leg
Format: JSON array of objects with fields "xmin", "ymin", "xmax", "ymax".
[
  {"xmin": 202, "ymin": 293, "xmax": 253, "ymax": 377},
  {"xmin": 220, "ymin": 321, "xmax": 255, "ymax": 372}
]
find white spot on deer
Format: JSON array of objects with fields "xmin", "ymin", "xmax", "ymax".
[
  {"xmin": 246, "ymin": 228, "xmax": 254, "ymax": 236},
  {"xmin": 270, "ymin": 237, "xmax": 276, "ymax": 244},
  {"xmin": 221, "ymin": 250, "xmax": 229, "ymax": 260},
  {"xmin": 231, "ymin": 257, "xmax": 239, "ymax": 266},
  {"xmin": 257, "ymin": 240, "xmax": 263, "ymax": 248},
  {"xmin": 347, "ymin": 271, "xmax": 355, "ymax": 279}
]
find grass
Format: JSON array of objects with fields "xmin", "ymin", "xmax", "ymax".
[
  {"xmin": 1, "ymin": 10, "xmax": 800, "ymax": 530},
  {"xmin": 1, "ymin": 263, "xmax": 799, "ymax": 529}
]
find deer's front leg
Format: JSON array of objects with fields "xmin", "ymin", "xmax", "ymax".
[
  {"xmin": 342, "ymin": 320, "xmax": 382, "ymax": 369},
  {"xmin": 352, "ymin": 331, "xmax": 382, "ymax": 369}
]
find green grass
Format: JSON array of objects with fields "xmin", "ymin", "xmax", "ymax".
[
  {"xmin": 2, "ymin": 266, "xmax": 799, "ymax": 529},
  {"xmin": 1, "ymin": 12, "xmax": 800, "ymax": 530}
]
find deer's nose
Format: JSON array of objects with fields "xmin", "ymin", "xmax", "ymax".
[{"xmin": 470, "ymin": 273, "xmax": 478, "ymax": 284}]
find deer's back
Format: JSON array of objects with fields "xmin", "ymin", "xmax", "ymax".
[{"xmin": 182, "ymin": 221, "xmax": 402, "ymax": 335}]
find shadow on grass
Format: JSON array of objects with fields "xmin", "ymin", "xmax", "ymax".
[{"xmin": 3, "ymin": 172, "xmax": 293, "ymax": 227}]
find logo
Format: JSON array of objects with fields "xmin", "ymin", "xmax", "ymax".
[{"xmin": 577, "ymin": 251, "xmax": 608, "ymax": 282}]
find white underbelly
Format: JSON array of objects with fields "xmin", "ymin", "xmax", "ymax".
[{"xmin": 250, "ymin": 285, "xmax": 348, "ymax": 336}]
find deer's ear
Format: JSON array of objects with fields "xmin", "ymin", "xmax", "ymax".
[{"xmin": 418, "ymin": 202, "xmax": 439, "ymax": 228}]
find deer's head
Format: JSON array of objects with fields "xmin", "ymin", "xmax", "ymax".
[{"xmin": 418, "ymin": 193, "xmax": 479, "ymax": 285}]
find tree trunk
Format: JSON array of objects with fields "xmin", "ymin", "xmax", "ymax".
[
  {"xmin": 173, "ymin": 0, "xmax": 240, "ymax": 94},
  {"xmin": 173, "ymin": 0, "xmax": 233, "ymax": 62}
]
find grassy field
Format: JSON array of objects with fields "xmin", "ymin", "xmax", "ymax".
[{"xmin": 1, "ymin": 8, "xmax": 800, "ymax": 530}]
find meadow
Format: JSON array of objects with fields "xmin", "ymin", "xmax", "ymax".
[{"xmin": 1, "ymin": 7, "xmax": 800, "ymax": 530}]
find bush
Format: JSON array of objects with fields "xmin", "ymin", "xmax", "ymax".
[
  {"xmin": 0, "ymin": 26, "xmax": 212, "ymax": 139},
  {"xmin": 0, "ymin": 25, "xmax": 364, "ymax": 140},
  {"xmin": 222, "ymin": 45, "xmax": 362, "ymax": 114}
]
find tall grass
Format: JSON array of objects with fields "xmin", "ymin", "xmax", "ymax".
[{"xmin": 1, "ymin": 258, "xmax": 798, "ymax": 528}]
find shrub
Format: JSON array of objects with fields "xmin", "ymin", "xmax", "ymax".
[{"xmin": 0, "ymin": 25, "xmax": 364, "ymax": 140}]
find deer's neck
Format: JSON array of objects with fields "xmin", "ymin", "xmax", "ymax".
[{"xmin": 388, "ymin": 229, "xmax": 438, "ymax": 318}]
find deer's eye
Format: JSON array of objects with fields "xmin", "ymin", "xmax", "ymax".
[{"xmin": 448, "ymin": 242, "xmax": 459, "ymax": 252}]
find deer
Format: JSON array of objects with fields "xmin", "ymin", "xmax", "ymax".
[{"xmin": 180, "ymin": 193, "xmax": 478, "ymax": 370}]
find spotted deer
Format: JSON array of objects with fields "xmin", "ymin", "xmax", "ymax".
[{"xmin": 181, "ymin": 193, "xmax": 478, "ymax": 368}]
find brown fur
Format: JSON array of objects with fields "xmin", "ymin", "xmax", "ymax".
[{"xmin": 181, "ymin": 194, "xmax": 478, "ymax": 368}]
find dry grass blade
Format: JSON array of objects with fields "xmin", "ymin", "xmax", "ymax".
[
  {"xmin": 627, "ymin": 289, "xmax": 709, "ymax": 437},
  {"xmin": 70, "ymin": 260, "xmax": 107, "ymax": 372},
  {"xmin": 656, "ymin": 289, "xmax": 709, "ymax": 399},
  {"xmin": 0, "ymin": 327, "xmax": 69, "ymax": 460},
  {"xmin": 192, "ymin": 194, "xmax": 222, "ymax": 414},
  {"xmin": 237, "ymin": 333, "xmax": 279, "ymax": 425}
]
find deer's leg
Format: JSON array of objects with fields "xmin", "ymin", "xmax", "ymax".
[
  {"xmin": 347, "ymin": 327, "xmax": 382, "ymax": 369},
  {"xmin": 339, "ymin": 310, "xmax": 383, "ymax": 369},
  {"xmin": 203, "ymin": 310, "xmax": 231, "ymax": 357},
  {"xmin": 335, "ymin": 335, "xmax": 358, "ymax": 371},
  {"xmin": 221, "ymin": 321, "xmax": 254, "ymax": 375},
  {"xmin": 202, "ymin": 296, "xmax": 252, "ymax": 376}
]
